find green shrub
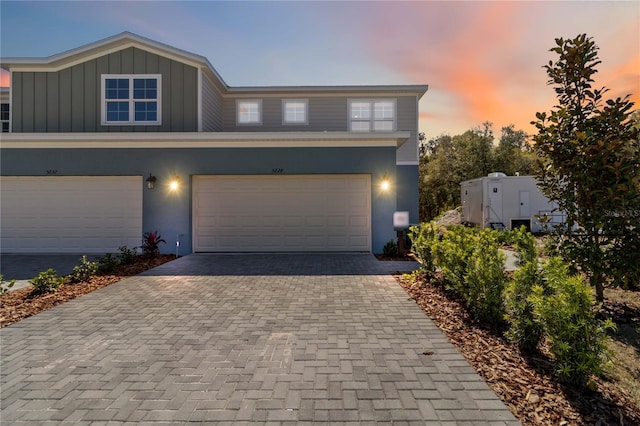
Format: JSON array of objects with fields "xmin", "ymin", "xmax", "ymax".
[
  {"xmin": 72, "ymin": 255, "xmax": 98, "ymax": 283},
  {"xmin": 118, "ymin": 245, "xmax": 137, "ymax": 265},
  {"xmin": 408, "ymin": 222, "xmax": 439, "ymax": 275},
  {"xmin": 0, "ymin": 274, "xmax": 16, "ymax": 294},
  {"xmin": 464, "ymin": 229, "xmax": 506, "ymax": 323},
  {"xmin": 382, "ymin": 239, "xmax": 398, "ymax": 258},
  {"xmin": 505, "ymin": 260, "xmax": 544, "ymax": 352},
  {"xmin": 30, "ymin": 269, "xmax": 65, "ymax": 294},
  {"xmin": 97, "ymin": 253, "xmax": 119, "ymax": 273},
  {"xmin": 433, "ymin": 225, "xmax": 479, "ymax": 292},
  {"xmin": 531, "ymin": 257, "xmax": 615, "ymax": 385}
]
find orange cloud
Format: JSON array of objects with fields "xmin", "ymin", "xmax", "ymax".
[{"xmin": 0, "ymin": 70, "xmax": 9, "ymax": 87}]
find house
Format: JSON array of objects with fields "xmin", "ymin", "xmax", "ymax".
[
  {"xmin": 0, "ymin": 32, "xmax": 428, "ymax": 254},
  {"xmin": 460, "ymin": 173, "xmax": 562, "ymax": 232}
]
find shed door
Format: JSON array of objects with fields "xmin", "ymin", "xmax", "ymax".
[
  {"xmin": 0, "ymin": 176, "xmax": 143, "ymax": 253},
  {"xmin": 193, "ymin": 175, "xmax": 371, "ymax": 252},
  {"xmin": 487, "ymin": 182, "xmax": 503, "ymax": 223}
]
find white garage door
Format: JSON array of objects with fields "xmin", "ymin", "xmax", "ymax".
[
  {"xmin": 1, "ymin": 176, "xmax": 142, "ymax": 253},
  {"xmin": 193, "ymin": 175, "xmax": 371, "ymax": 252}
]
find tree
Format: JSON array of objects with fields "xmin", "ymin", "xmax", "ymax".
[
  {"xmin": 532, "ymin": 34, "xmax": 640, "ymax": 301},
  {"xmin": 418, "ymin": 123, "xmax": 536, "ymax": 222}
]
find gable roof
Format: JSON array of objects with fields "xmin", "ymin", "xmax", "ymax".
[{"xmin": 0, "ymin": 32, "xmax": 428, "ymax": 98}]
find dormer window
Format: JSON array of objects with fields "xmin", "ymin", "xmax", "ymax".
[{"xmin": 101, "ymin": 75, "xmax": 161, "ymax": 125}]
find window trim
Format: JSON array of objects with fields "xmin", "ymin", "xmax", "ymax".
[
  {"xmin": 236, "ymin": 99, "xmax": 263, "ymax": 126},
  {"xmin": 0, "ymin": 102, "xmax": 10, "ymax": 133},
  {"xmin": 348, "ymin": 98, "xmax": 397, "ymax": 132},
  {"xmin": 282, "ymin": 98, "xmax": 308, "ymax": 125},
  {"xmin": 101, "ymin": 74, "xmax": 162, "ymax": 126}
]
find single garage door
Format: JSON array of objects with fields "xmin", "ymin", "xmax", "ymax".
[
  {"xmin": 1, "ymin": 176, "xmax": 142, "ymax": 253},
  {"xmin": 193, "ymin": 175, "xmax": 371, "ymax": 252}
]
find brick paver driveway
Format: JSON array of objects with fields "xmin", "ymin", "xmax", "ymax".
[{"xmin": 1, "ymin": 254, "xmax": 519, "ymax": 424}]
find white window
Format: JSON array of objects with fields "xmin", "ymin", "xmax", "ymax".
[
  {"xmin": 237, "ymin": 99, "xmax": 262, "ymax": 125},
  {"xmin": 101, "ymin": 74, "xmax": 161, "ymax": 125},
  {"xmin": 349, "ymin": 99, "xmax": 396, "ymax": 132},
  {"xmin": 1, "ymin": 103, "xmax": 9, "ymax": 132},
  {"xmin": 282, "ymin": 99, "xmax": 308, "ymax": 125}
]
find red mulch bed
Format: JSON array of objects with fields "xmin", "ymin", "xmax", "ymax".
[
  {"xmin": 396, "ymin": 272, "xmax": 640, "ymax": 425},
  {"xmin": 0, "ymin": 255, "xmax": 175, "ymax": 328}
]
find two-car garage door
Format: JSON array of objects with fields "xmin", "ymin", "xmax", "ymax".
[
  {"xmin": 193, "ymin": 175, "xmax": 371, "ymax": 252},
  {"xmin": 1, "ymin": 176, "xmax": 142, "ymax": 253}
]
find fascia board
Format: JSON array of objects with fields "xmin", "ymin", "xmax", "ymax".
[{"xmin": 0, "ymin": 131, "xmax": 410, "ymax": 149}]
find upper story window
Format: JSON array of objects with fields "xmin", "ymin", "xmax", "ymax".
[
  {"xmin": 283, "ymin": 99, "xmax": 308, "ymax": 125},
  {"xmin": 349, "ymin": 99, "xmax": 396, "ymax": 131},
  {"xmin": 236, "ymin": 99, "xmax": 262, "ymax": 125},
  {"xmin": 101, "ymin": 75, "xmax": 161, "ymax": 125},
  {"xmin": 1, "ymin": 103, "xmax": 9, "ymax": 132}
]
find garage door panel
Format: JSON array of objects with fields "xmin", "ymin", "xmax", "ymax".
[
  {"xmin": 1, "ymin": 176, "xmax": 142, "ymax": 253},
  {"xmin": 194, "ymin": 175, "xmax": 371, "ymax": 252}
]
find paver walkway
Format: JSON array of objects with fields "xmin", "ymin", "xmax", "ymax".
[{"xmin": 0, "ymin": 254, "xmax": 519, "ymax": 424}]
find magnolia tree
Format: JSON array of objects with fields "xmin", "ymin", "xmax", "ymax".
[{"xmin": 532, "ymin": 34, "xmax": 640, "ymax": 301}]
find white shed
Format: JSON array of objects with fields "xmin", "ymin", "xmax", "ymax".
[{"xmin": 460, "ymin": 173, "xmax": 561, "ymax": 232}]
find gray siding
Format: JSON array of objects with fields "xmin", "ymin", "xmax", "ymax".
[
  {"xmin": 221, "ymin": 95, "xmax": 419, "ymax": 163},
  {"xmin": 201, "ymin": 73, "xmax": 223, "ymax": 131},
  {"xmin": 11, "ymin": 47, "xmax": 198, "ymax": 132},
  {"xmin": 396, "ymin": 96, "xmax": 419, "ymax": 164}
]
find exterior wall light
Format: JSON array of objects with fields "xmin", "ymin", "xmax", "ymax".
[
  {"xmin": 146, "ymin": 174, "xmax": 156, "ymax": 190},
  {"xmin": 169, "ymin": 176, "xmax": 181, "ymax": 192},
  {"xmin": 380, "ymin": 173, "xmax": 391, "ymax": 191}
]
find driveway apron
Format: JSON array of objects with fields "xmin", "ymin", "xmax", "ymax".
[{"xmin": 0, "ymin": 254, "xmax": 519, "ymax": 424}]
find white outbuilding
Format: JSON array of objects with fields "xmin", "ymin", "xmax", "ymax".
[{"xmin": 460, "ymin": 173, "xmax": 562, "ymax": 232}]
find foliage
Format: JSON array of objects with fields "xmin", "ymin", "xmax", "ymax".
[
  {"xmin": 141, "ymin": 231, "xmax": 166, "ymax": 257},
  {"xmin": 408, "ymin": 222, "xmax": 440, "ymax": 275},
  {"xmin": 29, "ymin": 269, "xmax": 65, "ymax": 294},
  {"xmin": 418, "ymin": 123, "xmax": 536, "ymax": 221},
  {"xmin": 531, "ymin": 257, "xmax": 615, "ymax": 385},
  {"xmin": 71, "ymin": 256, "xmax": 98, "ymax": 283},
  {"xmin": 97, "ymin": 253, "xmax": 119, "ymax": 273},
  {"xmin": 505, "ymin": 260, "xmax": 545, "ymax": 352},
  {"xmin": 464, "ymin": 230, "xmax": 507, "ymax": 323},
  {"xmin": 118, "ymin": 245, "xmax": 137, "ymax": 265},
  {"xmin": 532, "ymin": 34, "xmax": 640, "ymax": 301},
  {"xmin": 382, "ymin": 239, "xmax": 398, "ymax": 258},
  {"xmin": 0, "ymin": 274, "xmax": 16, "ymax": 294},
  {"xmin": 432, "ymin": 225, "xmax": 479, "ymax": 292}
]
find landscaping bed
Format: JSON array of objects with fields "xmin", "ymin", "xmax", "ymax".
[
  {"xmin": 0, "ymin": 255, "xmax": 175, "ymax": 328},
  {"xmin": 396, "ymin": 273, "xmax": 640, "ymax": 425}
]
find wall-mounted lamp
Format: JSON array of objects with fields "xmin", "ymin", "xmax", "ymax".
[
  {"xmin": 169, "ymin": 176, "xmax": 181, "ymax": 192},
  {"xmin": 146, "ymin": 174, "xmax": 157, "ymax": 190},
  {"xmin": 380, "ymin": 173, "xmax": 391, "ymax": 191}
]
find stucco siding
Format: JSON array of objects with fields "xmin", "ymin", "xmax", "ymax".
[
  {"xmin": 10, "ymin": 47, "xmax": 198, "ymax": 133},
  {"xmin": 1, "ymin": 146, "xmax": 398, "ymax": 254},
  {"xmin": 396, "ymin": 164, "xmax": 419, "ymax": 225}
]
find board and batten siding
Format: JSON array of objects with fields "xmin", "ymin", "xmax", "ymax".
[
  {"xmin": 201, "ymin": 73, "xmax": 223, "ymax": 132},
  {"xmin": 11, "ymin": 47, "xmax": 198, "ymax": 133}
]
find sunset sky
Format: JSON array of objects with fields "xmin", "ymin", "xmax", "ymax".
[{"xmin": 1, "ymin": 1, "xmax": 638, "ymax": 140}]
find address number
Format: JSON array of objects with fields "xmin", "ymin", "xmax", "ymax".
[
  {"xmin": 46, "ymin": 169, "xmax": 58, "ymax": 175},
  {"xmin": 272, "ymin": 168, "xmax": 284, "ymax": 174}
]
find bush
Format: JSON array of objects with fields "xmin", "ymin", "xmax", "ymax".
[
  {"xmin": 464, "ymin": 230, "xmax": 506, "ymax": 324},
  {"xmin": 71, "ymin": 255, "xmax": 98, "ymax": 283},
  {"xmin": 30, "ymin": 269, "xmax": 65, "ymax": 294},
  {"xmin": 505, "ymin": 260, "xmax": 544, "ymax": 352},
  {"xmin": 382, "ymin": 239, "xmax": 398, "ymax": 258},
  {"xmin": 0, "ymin": 274, "xmax": 16, "ymax": 294},
  {"xmin": 118, "ymin": 245, "xmax": 137, "ymax": 265},
  {"xmin": 531, "ymin": 257, "xmax": 615, "ymax": 385},
  {"xmin": 432, "ymin": 225, "xmax": 479, "ymax": 292},
  {"xmin": 408, "ymin": 222, "xmax": 439, "ymax": 275},
  {"xmin": 97, "ymin": 253, "xmax": 119, "ymax": 273},
  {"xmin": 141, "ymin": 231, "xmax": 166, "ymax": 257}
]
